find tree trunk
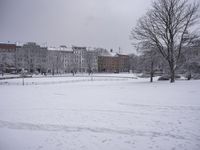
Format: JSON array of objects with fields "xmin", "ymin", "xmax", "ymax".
[
  {"xmin": 170, "ymin": 68, "xmax": 175, "ymax": 83},
  {"xmin": 150, "ymin": 72, "xmax": 153, "ymax": 82},
  {"xmin": 150, "ymin": 61, "xmax": 154, "ymax": 82},
  {"xmin": 169, "ymin": 63, "xmax": 175, "ymax": 83}
]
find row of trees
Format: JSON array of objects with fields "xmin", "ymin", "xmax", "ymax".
[
  {"xmin": 131, "ymin": 0, "xmax": 200, "ymax": 83},
  {"xmin": 130, "ymin": 41, "xmax": 200, "ymax": 82}
]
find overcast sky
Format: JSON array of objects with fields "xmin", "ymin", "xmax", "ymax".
[{"xmin": 0, "ymin": 0, "xmax": 160, "ymax": 53}]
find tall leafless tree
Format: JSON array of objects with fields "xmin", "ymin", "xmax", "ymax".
[{"xmin": 131, "ymin": 0, "xmax": 199, "ymax": 82}]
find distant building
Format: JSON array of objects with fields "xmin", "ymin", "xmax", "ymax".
[
  {"xmin": 60, "ymin": 46, "xmax": 75, "ymax": 73},
  {"xmin": 117, "ymin": 54, "xmax": 130, "ymax": 72},
  {"xmin": 98, "ymin": 55, "xmax": 119, "ymax": 73},
  {"xmin": 98, "ymin": 52, "xmax": 130, "ymax": 73},
  {"xmin": 72, "ymin": 46, "xmax": 88, "ymax": 72},
  {"xmin": 86, "ymin": 50, "xmax": 98, "ymax": 72},
  {"xmin": 86, "ymin": 48, "xmax": 111, "ymax": 73},
  {"xmin": 0, "ymin": 43, "xmax": 16, "ymax": 73},
  {"xmin": 16, "ymin": 42, "xmax": 48, "ymax": 73},
  {"xmin": 47, "ymin": 46, "xmax": 75, "ymax": 74},
  {"xmin": 47, "ymin": 49, "xmax": 62, "ymax": 74},
  {"xmin": 0, "ymin": 42, "xmax": 130, "ymax": 74},
  {"xmin": 16, "ymin": 45, "xmax": 28, "ymax": 72},
  {"xmin": 94, "ymin": 48, "xmax": 111, "ymax": 56}
]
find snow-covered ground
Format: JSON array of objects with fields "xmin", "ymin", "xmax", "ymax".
[
  {"xmin": 0, "ymin": 75, "xmax": 200, "ymax": 150},
  {"xmin": 0, "ymin": 73, "xmax": 137, "ymax": 85}
]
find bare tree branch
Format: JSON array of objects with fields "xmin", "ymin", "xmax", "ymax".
[{"xmin": 131, "ymin": 0, "xmax": 200, "ymax": 82}]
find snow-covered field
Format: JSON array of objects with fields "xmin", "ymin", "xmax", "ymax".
[
  {"xmin": 0, "ymin": 73, "xmax": 137, "ymax": 85},
  {"xmin": 0, "ymin": 75, "xmax": 200, "ymax": 150}
]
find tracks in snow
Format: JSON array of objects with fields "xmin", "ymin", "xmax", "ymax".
[
  {"xmin": 0, "ymin": 120, "xmax": 186, "ymax": 140},
  {"xmin": 119, "ymin": 103, "xmax": 200, "ymax": 111}
]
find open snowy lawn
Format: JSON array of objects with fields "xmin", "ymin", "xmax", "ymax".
[
  {"xmin": 0, "ymin": 77, "xmax": 200, "ymax": 150},
  {"xmin": 0, "ymin": 74, "xmax": 135, "ymax": 85}
]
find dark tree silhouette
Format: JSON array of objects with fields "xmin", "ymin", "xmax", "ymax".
[{"xmin": 131, "ymin": 0, "xmax": 199, "ymax": 82}]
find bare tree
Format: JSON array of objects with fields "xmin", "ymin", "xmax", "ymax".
[
  {"xmin": 129, "ymin": 54, "xmax": 139, "ymax": 73},
  {"xmin": 179, "ymin": 38, "xmax": 200, "ymax": 78},
  {"xmin": 142, "ymin": 50, "xmax": 163, "ymax": 82},
  {"xmin": 131, "ymin": 0, "xmax": 199, "ymax": 82},
  {"xmin": 86, "ymin": 51, "xmax": 94, "ymax": 75}
]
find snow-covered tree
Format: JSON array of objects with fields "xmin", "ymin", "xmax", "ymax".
[{"xmin": 131, "ymin": 0, "xmax": 200, "ymax": 82}]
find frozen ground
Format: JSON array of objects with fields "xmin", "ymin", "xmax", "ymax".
[
  {"xmin": 0, "ymin": 75, "xmax": 200, "ymax": 150},
  {"xmin": 0, "ymin": 73, "xmax": 136, "ymax": 85}
]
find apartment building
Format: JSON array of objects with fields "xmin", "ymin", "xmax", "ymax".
[
  {"xmin": 0, "ymin": 43, "xmax": 16, "ymax": 73},
  {"xmin": 72, "ymin": 46, "xmax": 88, "ymax": 72},
  {"xmin": 98, "ymin": 53, "xmax": 130, "ymax": 73},
  {"xmin": 16, "ymin": 42, "xmax": 48, "ymax": 73}
]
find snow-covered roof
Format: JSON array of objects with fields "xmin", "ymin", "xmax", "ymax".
[
  {"xmin": 109, "ymin": 52, "xmax": 118, "ymax": 57},
  {"xmin": 48, "ymin": 46, "xmax": 73, "ymax": 52}
]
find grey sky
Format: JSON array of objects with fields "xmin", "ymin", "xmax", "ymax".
[{"xmin": 1, "ymin": 0, "xmax": 155, "ymax": 53}]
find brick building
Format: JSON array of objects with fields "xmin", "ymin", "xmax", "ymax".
[
  {"xmin": 98, "ymin": 56, "xmax": 119, "ymax": 73},
  {"xmin": 0, "ymin": 43, "xmax": 16, "ymax": 73},
  {"xmin": 117, "ymin": 54, "xmax": 130, "ymax": 72},
  {"xmin": 0, "ymin": 42, "xmax": 130, "ymax": 74},
  {"xmin": 98, "ymin": 53, "xmax": 130, "ymax": 73}
]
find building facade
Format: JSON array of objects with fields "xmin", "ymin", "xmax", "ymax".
[
  {"xmin": 47, "ymin": 49, "xmax": 62, "ymax": 74},
  {"xmin": 117, "ymin": 54, "xmax": 130, "ymax": 72},
  {"xmin": 98, "ymin": 53, "xmax": 130, "ymax": 73},
  {"xmin": 72, "ymin": 46, "xmax": 88, "ymax": 72},
  {"xmin": 0, "ymin": 43, "xmax": 16, "ymax": 73},
  {"xmin": 0, "ymin": 42, "xmax": 130, "ymax": 74},
  {"xmin": 60, "ymin": 46, "xmax": 75, "ymax": 73},
  {"xmin": 16, "ymin": 42, "xmax": 48, "ymax": 73},
  {"xmin": 61, "ymin": 51, "xmax": 75, "ymax": 73},
  {"xmin": 47, "ymin": 46, "xmax": 75, "ymax": 74},
  {"xmin": 98, "ymin": 56, "xmax": 119, "ymax": 73}
]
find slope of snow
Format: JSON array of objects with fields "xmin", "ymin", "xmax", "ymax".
[{"xmin": 0, "ymin": 76, "xmax": 200, "ymax": 150}]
